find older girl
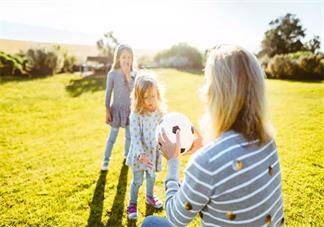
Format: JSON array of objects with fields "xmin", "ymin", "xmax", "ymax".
[{"xmin": 101, "ymin": 44, "xmax": 136, "ymax": 171}]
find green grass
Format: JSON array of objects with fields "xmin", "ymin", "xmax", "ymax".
[{"xmin": 0, "ymin": 69, "xmax": 323, "ymax": 226}]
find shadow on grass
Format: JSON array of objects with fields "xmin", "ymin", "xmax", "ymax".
[
  {"xmin": 65, "ymin": 75, "xmax": 106, "ymax": 97},
  {"xmin": 87, "ymin": 170, "xmax": 108, "ymax": 226},
  {"xmin": 145, "ymin": 203, "xmax": 163, "ymax": 217},
  {"xmin": 105, "ymin": 161, "xmax": 129, "ymax": 226},
  {"xmin": 126, "ymin": 219, "xmax": 137, "ymax": 227}
]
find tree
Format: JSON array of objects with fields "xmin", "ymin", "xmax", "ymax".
[
  {"xmin": 96, "ymin": 31, "xmax": 119, "ymax": 62},
  {"xmin": 154, "ymin": 43, "xmax": 203, "ymax": 69},
  {"xmin": 305, "ymin": 35, "xmax": 321, "ymax": 53},
  {"xmin": 260, "ymin": 13, "xmax": 307, "ymax": 57}
]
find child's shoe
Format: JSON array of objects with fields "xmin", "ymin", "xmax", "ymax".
[
  {"xmin": 101, "ymin": 161, "xmax": 109, "ymax": 171},
  {"xmin": 127, "ymin": 203, "xmax": 138, "ymax": 220},
  {"xmin": 146, "ymin": 195, "xmax": 163, "ymax": 209}
]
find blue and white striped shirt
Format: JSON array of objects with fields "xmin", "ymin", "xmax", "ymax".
[{"xmin": 165, "ymin": 130, "xmax": 284, "ymax": 227}]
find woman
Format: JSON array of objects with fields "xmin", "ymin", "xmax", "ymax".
[{"xmin": 142, "ymin": 45, "xmax": 284, "ymax": 226}]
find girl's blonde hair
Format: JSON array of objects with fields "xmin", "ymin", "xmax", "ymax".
[
  {"xmin": 131, "ymin": 73, "xmax": 165, "ymax": 115},
  {"xmin": 202, "ymin": 44, "xmax": 273, "ymax": 144},
  {"xmin": 111, "ymin": 44, "xmax": 134, "ymax": 70}
]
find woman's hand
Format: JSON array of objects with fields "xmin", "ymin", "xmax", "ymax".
[
  {"xmin": 138, "ymin": 154, "xmax": 153, "ymax": 169},
  {"xmin": 106, "ymin": 107, "xmax": 112, "ymax": 124},
  {"xmin": 158, "ymin": 129, "xmax": 181, "ymax": 160},
  {"xmin": 185, "ymin": 127, "xmax": 204, "ymax": 155}
]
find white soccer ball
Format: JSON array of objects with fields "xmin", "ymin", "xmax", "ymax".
[{"xmin": 156, "ymin": 112, "xmax": 194, "ymax": 155}]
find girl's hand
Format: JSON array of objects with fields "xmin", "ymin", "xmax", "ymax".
[
  {"xmin": 158, "ymin": 129, "xmax": 181, "ymax": 160},
  {"xmin": 185, "ymin": 127, "xmax": 204, "ymax": 155},
  {"xmin": 106, "ymin": 108, "xmax": 112, "ymax": 124},
  {"xmin": 138, "ymin": 154, "xmax": 153, "ymax": 169},
  {"xmin": 125, "ymin": 70, "xmax": 131, "ymax": 82},
  {"xmin": 121, "ymin": 66, "xmax": 131, "ymax": 81}
]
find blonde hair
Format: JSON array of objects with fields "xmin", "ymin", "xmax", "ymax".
[
  {"xmin": 111, "ymin": 44, "xmax": 134, "ymax": 70},
  {"xmin": 202, "ymin": 44, "xmax": 273, "ymax": 144},
  {"xmin": 131, "ymin": 73, "xmax": 166, "ymax": 115}
]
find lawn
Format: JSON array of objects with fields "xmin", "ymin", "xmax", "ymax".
[{"xmin": 0, "ymin": 69, "xmax": 323, "ymax": 226}]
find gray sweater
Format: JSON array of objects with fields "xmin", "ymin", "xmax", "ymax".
[
  {"xmin": 105, "ymin": 70, "xmax": 135, "ymax": 128},
  {"xmin": 165, "ymin": 130, "xmax": 284, "ymax": 227}
]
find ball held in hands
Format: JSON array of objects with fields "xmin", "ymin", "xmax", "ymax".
[{"xmin": 155, "ymin": 113, "xmax": 194, "ymax": 155}]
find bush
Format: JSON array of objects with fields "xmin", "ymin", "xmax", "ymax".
[
  {"xmin": 267, "ymin": 55, "xmax": 299, "ymax": 79},
  {"xmin": 1, "ymin": 46, "xmax": 78, "ymax": 78},
  {"xmin": 266, "ymin": 52, "xmax": 323, "ymax": 80},
  {"xmin": 137, "ymin": 55, "xmax": 154, "ymax": 68},
  {"xmin": 62, "ymin": 55, "xmax": 77, "ymax": 73},
  {"xmin": 0, "ymin": 51, "xmax": 29, "ymax": 77},
  {"xmin": 24, "ymin": 47, "xmax": 64, "ymax": 76},
  {"xmin": 298, "ymin": 54, "xmax": 324, "ymax": 80},
  {"xmin": 259, "ymin": 55, "xmax": 271, "ymax": 77},
  {"xmin": 154, "ymin": 43, "xmax": 203, "ymax": 70},
  {"xmin": 53, "ymin": 45, "xmax": 78, "ymax": 73},
  {"xmin": 288, "ymin": 51, "xmax": 314, "ymax": 60}
]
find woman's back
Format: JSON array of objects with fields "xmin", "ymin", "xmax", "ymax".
[{"xmin": 177, "ymin": 130, "xmax": 284, "ymax": 226}]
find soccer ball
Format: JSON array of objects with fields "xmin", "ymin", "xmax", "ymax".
[{"xmin": 156, "ymin": 113, "xmax": 194, "ymax": 155}]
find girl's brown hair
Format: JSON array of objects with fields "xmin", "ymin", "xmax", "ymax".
[{"xmin": 111, "ymin": 44, "xmax": 134, "ymax": 70}]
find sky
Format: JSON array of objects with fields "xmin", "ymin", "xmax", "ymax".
[{"xmin": 0, "ymin": 0, "xmax": 323, "ymax": 53}]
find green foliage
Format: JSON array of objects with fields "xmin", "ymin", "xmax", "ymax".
[
  {"xmin": 137, "ymin": 55, "xmax": 154, "ymax": 68},
  {"xmin": 259, "ymin": 55, "xmax": 271, "ymax": 76},
  {"xmin": 260, "ymin": 13, "xmax": 320, "ymax": 57},
  {"xmin": 298, "ymin": 54, "xmax": 324, "ymax": 79},
  {"xmin": 0, "ymin": 69, "xmax": 323, "ymax": 226},
  {"xmin": 53, "ymin": 45, "xmax": 78, "ymax": 73},
  {"xmin": 267, "ymin": 55, "xmax": 299, "ymax": 79},
  {"xmin": 0, "ymin": 51, "xmax": 29, "ymax": 77},
  {"xmin": 62, "ymin": 54, "xmax": 77, "ymax": 73},
  {"xmin": 305, "ymin": 35, "xmax": 321, "ymax": 53},
  {"xmin": 24, "ymin": 47, "xmax": 64, "ymax": 76},
  {"xmin": 287, "ymin": 51, "xmax": 314, "ymax": 60},
  {"xmin": 266, "ymin": 52, "xmax": 324, "ymax": 80},
  {"xmin": 0, "ymin": 47, "xmax": 77, "ymax": 78},
  {"xmin": 96, "ymin": 31, "xmax": 119, "ymax": 62},
  {"xmin": 154, "ymin": 43, "xmax": 203, "ymax": 70}
]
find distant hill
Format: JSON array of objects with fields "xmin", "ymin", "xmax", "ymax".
[
  {"xmin": 0, "ymin": 38, "xmax": 99, "ymax": 62},
  {"xmin": 0, "ymin": 39, "xmax": 157, "ymax": 63}
]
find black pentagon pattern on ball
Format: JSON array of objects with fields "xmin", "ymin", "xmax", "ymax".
[{"xmin": 172, "ymin": 125, "xmax": 180, "ymax": 134}]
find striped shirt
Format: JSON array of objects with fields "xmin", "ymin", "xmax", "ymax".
[{"xmin": 165, "ymin": 130, "xmax": 284, "ymax": 227}]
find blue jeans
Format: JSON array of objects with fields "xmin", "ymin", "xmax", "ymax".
[
  {"xmin": 103, "ymin": 126, "xmax": 131, "ymax": 163},
  {"xmin": 129, "ymin": 170, "xmax": 155, "ymax": 204},
  {"xmin": 141, "ymin": 215, "xmax": 172, "ymax": 227}
]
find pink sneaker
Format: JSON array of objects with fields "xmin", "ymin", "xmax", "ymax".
[
  {"xmin": 127, "ymin": 203, "xmax": 137, "ymax": 220},
  {"xmin": 146, "ymin": 195, "xmax": 163, "ymax": 209}
]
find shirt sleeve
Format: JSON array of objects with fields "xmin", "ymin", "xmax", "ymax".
[
  {"xmin": 164, "ymin": 155, "xmax": 213, "ymax": 226},
  {"xmin": 105, "ymin": 72, "xmax": 114, "ymax": 108},
  {"xmin": 130, "ymin": 113, "xmax": 145, "ymax": 158}
]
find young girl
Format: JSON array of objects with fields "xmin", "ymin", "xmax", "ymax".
[
  {"xmin": 125, "ymin": 74, "xmax": 165, "ymax": 220},
  {"xmin": 101, "ymin": 44, "xmax": 136, "ymax": 171}
]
